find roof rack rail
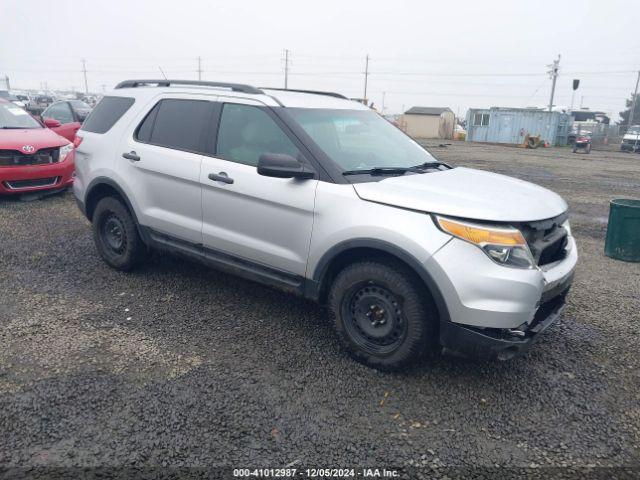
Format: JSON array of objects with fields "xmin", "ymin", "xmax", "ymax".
[
  {"xmin": 114, "ymin": 79, "xmax": 263, "ymax": 94},
  {"xmin": 262, "ymin": 87, "xmax": 348, "ymax": 100}
]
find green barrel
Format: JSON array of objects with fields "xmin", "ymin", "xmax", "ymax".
[{"xmin": 604, "ymin": 199, "xmax": 640, "ymax": 262}]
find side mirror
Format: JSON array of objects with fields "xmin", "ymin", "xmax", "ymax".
[
  {"xmin": 257, "ymin": 153, "xmax": 315, "ymax": 179},
  {"xmin": 43, "ymin": 117, "xmax": 61, "ymax": 128}
]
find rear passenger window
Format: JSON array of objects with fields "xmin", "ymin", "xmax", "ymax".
[
  {"xmin": 136, "ymin": 99, "xmax": 211, "ymax": 153},
  {"xmin": 216, "ymin": 103, "xmax": 300, "ymax": 167},
  {"xmin": 82, "ymin": 96, "xmax": 135, "ymax": 134}
]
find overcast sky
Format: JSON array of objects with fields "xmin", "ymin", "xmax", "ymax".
[{"xmin": 2, "ymin": 0, "xmax": 639, "ymax": 120}]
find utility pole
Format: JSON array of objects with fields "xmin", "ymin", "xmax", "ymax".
[
  {"xmin": 197, "ymin": 56, "xmax": 202, "ymax": 81},
  {"xmin": 547, "ymin": 54, "xmax": 560, "ymax": 112},
  {"xmin": 82, "ymin": 58, "xmax": 88, "ymax": 94},
  {"xmin": 627, "ymin": 70, "xmax": 640, "ymax": 130},
  {"xmin": 4, "ymin": 75, "xmax": 9, "ymax": 91},
  {"xmin": 284, "ymin": 49, "xmax": 290, "ymax": 89},
  {"xmin": 363, "ymin": 54, "xmax": 370, "ymax": 102}
]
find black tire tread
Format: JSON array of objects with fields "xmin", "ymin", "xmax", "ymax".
[
  {"xmin": 328, "ymin": 259, "xmax": 438, "ymax": 371},
  {"xmin": 92, "ymin": 196, "xmax": 147, "ymax": 272}
]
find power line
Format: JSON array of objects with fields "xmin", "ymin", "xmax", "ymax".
[{"xmin": 3, "ymin": 65, "xmax": 637, "ymax": 78}]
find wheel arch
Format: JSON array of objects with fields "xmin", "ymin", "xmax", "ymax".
[
  {"xmin": 308, "ymin": 239, "xmax": 450, "ymax": 323},
  {"xmin": 85, "ymin": 177, "xmax": 136, "ymax": 221},
  {"xmin": 84, "ymin": 177, "xmax": 149, "ymax": 244}
]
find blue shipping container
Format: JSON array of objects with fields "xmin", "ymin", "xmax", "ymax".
[{"xmin": 466, "ymin": 107, "xmax": 571, "ymax": 146}]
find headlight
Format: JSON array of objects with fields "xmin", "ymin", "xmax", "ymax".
[
  {"xmin": 434, "ymin": 215, "xmax": 535, "ymax": 269},
  {"xmin": 59, "ymin": 143, "xmax": 73, "ymax": 160}
]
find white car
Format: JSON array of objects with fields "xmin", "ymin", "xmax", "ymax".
[
  {"xmin": 72, "ymin": 79, "xmax": 577, "ymax": 370},
  {"xmin": 621, "ymin": 126, "xmax": 640, "ymax": 152}
]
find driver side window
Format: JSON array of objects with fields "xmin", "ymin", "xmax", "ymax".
[
  {"xmin": 215, "ymin": 103, "xmax": 300, "ymax": 167},
  {"xmin": 45, "ymin": 102, "xmax": 74, "ymax": 124}
]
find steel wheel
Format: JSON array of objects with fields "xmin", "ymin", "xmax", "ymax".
[
  {"xmin": 101, "ymin": 214, "xmax": 128, "ymax": 255},
  {"xmin": 341, "ymin": 281, "xmax": 407, "ymax": 356}
]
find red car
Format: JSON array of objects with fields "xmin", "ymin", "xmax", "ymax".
[
  {"xmin": 0, "ymin": 99, "xmax": 75, "ymax": 195},
  {"xmin": 41, "ymin": 100, "xmax": 92, "ymax": 142}
]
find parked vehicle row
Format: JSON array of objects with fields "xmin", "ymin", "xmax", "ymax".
[{"xmin": 69, "ymin": 79, "xmax": 577, "ymax": 370}]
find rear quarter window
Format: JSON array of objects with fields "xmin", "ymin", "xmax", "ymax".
[
  {"xmin": 82, "ymin": 96, "xmax": 135, "ymax": 134},
  {"xmin": 134, "ymin": 99, "xmax": 211, "ymax": 153}
]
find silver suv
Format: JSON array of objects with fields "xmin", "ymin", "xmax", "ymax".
[{"xmin": 73, "ymin": 80, "xmax": 577, "ymax": 370}]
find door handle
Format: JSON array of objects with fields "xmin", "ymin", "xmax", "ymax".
[
  {"xmin": 122, "ymin": 151, "xmax": 140, "ymax": 161},
  {"xmin": 208, "ymin": 172, "xmax": 234, "ymax": 184}
]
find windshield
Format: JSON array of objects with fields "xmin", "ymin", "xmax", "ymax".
[
  {"xmin": 0, "ymin": 103, "xmax": 42, "ymax": 129},
  {"xmin": 627, "ymin": 127, "xmax": 640, "ymax": 135},
  {"xmin": 288, "ymin": 108, "xmax": 437, "ymax": 171}
]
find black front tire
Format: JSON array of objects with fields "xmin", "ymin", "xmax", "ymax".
[
  {"xmin": 328, "ymin": 260, "xmax": 438, "ymax": 371},
  {"xmin": 92, "ymin": 196, "xmax": 147, "ymax": 271}
]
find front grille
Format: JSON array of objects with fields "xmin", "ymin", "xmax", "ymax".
[
  {"xmin": 623, "ymin": 138, "xmax": 639, "ymax": 145},
  {"xmin": 0, "ymin": 147, "xmax": 60, "ymax": 167},
  {"xmin": 4, "ymin": 177, "xmax": 59, "ymax": 190},
  {"xmin": 519, "ymin": 213, "xmax": 569, "ymax": 266},
  {"xmin": 538, "ymin": 234, "xmax": 568, "ymax": 265}
]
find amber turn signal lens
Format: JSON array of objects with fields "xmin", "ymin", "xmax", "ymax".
[{"xmin": 437, "ymin": 217, "xmax": 526, "ymax": 247}]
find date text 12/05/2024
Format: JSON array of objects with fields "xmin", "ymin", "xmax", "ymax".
[{"xmin": 232, "ymin": 468, "xmax": 400, "ymax": 478}]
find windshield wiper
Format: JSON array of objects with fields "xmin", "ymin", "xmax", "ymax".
[
  {"xmin": 0, "ymin": 126, "xmax": 31, "ymax": 129},
  {"xmin": 342, "ymin": 161, "xmax": 451, "ymax": 176},
  {"xmin": 342, "ymin": 167, "xmax": 411, "ymax": 176}
]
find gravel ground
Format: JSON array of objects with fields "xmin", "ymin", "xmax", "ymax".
[{"xmin": 0, "ymin": 143, "xmax": 639, "ymax": 476}]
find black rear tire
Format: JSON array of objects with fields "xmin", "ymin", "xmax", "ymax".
[
  {"xmin": 92, "ymin": 196, "xmax": 147, "ymax": 271},
  {"xmin": 328, "ymin": 259, "xmax": 438, "ymax": 371}
]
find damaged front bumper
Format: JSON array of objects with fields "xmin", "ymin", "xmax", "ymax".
[{"xmin": 439, "ymin": 276, "xmax": 572, "ymax": 361}]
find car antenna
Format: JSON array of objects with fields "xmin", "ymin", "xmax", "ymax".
[{"xmin": 158, "ymin": 66, "xmax": 168, "ymax": 80}]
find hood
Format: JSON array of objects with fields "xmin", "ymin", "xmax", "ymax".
[
  {"xmin": 623, "ymin": 133, "xmax": 640, "ymax": 140},
  {"xmin": 352, "ymin": 167, "xmax": 567, "ymax": 222},
  {"xmin": 0, "ymin": 128, "xmax": 69, "ymax": 152}
]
